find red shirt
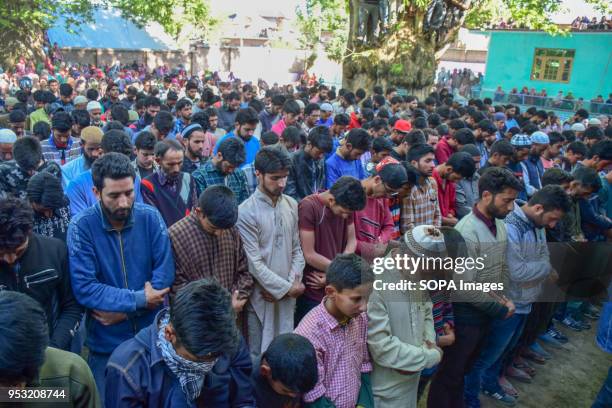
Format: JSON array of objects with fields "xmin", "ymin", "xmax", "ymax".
[
  {"xmin": 434, "ymin": 136, "xmax": 454, "ymax": 164},
  {"xmin": 432, "ymin": 167, "xmax": 456, "ymax": 217},
  {"xmin": 353, "ymin": 196, "xmax": 394, "ymax": 260}
]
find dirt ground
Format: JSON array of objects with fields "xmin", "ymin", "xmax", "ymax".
[{"xmin": 419, "ymin": 322, "xmax": 612, "ymax": 408}]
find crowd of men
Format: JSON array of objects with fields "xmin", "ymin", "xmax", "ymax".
[{"xmin": 0, "ymin": 69, "xmax": 611, "ymax": 408}]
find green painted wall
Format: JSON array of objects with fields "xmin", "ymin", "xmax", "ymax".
[{"xmin": 481, "ymin": 31, "xmax": 612, "ymax": 100}]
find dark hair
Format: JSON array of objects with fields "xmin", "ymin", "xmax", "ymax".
[
  {"xmin": 104, "ymin": 121, "xmax": 126, "ymax": 132},
  {"xmin": 453, "ymin": 128, "xmax": 475, "ymax": 146},
  {"xmin": 111, "ymin": 105, "xmax": 129, "ymax": 125},
  {"xmin": 32, "ymin": 121, "xmax": 51, "ymax": 141},
  {"xmin": 59, "ymin": 83, "xmax": 73, "ymax": 97},
  {"xmin": 522, "ymin": 123, "xmax": 539, "ymax": 135},
  {"xmin": 405, "ymin": 129, "xmax": 426, "ymax": 146},
  {"xmin": 144, "ymin": 96, "xmax": 161, "ymax": 108},
  {"xmin": 175, "ymin": 99, "xmax": 193, "ymax": 113},
  {"xmin": 449, "ymin": 119, "xmax": 466, "ymax": 131},
  {"xmin": 9, "ymin": 110, "xmax": 26, "ymax": 123},
  {"xmin": 390, "ymin": 95, "xmax": 403, "ymax": 105},
  {"xmin": 281, "ymin": 126, "xmax": 302, "ymax": 148},
  {"xmin": 259, "ymin": 131, "xmax": 278, "ymax": 146},
  {"xmin": 254, "ymin": 146, "xmax": 292, "ymax": 174},
  {"xmin": 153, "ymin": 111, "xmax": 175, "ymax": 134},
  {"xmin": 154, "ymin": 139, "xmax": 184, "ymax": 158},
  {"xmin": 542, "ymin": 168, "xmax": 573, "ymax": 187},
  {"xmin": 528, "ymin": 185, "xmax": 571, "ymax": 213},
  {"xmin": 86, "ymin": 88, "xmax": 99, "ymax": 101},
  {"xmin": 377, "ymin": 162, "xmax": 409, "ymax": 189},
  {"xmin": 0, "ymin": 197, "xmax": 33, "ymax": 248},
  {"xmin": 235, "ymin": 108, "xmax": 259, "ymax": 126},
  {"xmin": 407, "ymin": 143, "xmax": 435, "ymax": 162},
  {"xmin": 190, "ymin": 112, "xmax": 210, "ymax": 132},
  {"xmin": 307, "ymin": 126, "xmax": 333, "ymax": 153},
  {"xmin": 26, "ymin": 172, "xmax": 66, "ymax": 209},
  {"xmin": 101, "ymin": 129, "xmax": 132, "ymax": 156},
  {"xmin": 326, "ymin": 253, "xmax": 374, "ymax": 291},
  {"xmin": 263, "ymin": 333, "xmax": 317, "ymax": 394},
  {"xmin": 170, "ymin": 279, "xmax": 240, "ymax": 358},
  {"xmin": 186, "ymin": 81, "xmax": 198, "ymax": 91},
  {"xmin": 402, "ymin": 162, "xmax": 420, "ymax": 188},
  {"xmin": 446, "ymin": 152, "xmax": 476, "ymax": 178},
  {"xmin": 566, "ymin": 141, "xmax": 587, "ymax": 156},
  {"xmin": 412, "ymin": 117, "xmax": 427, "ymax": 130},
  {"xmin": 51, "ymin": 111, "xmax": 73, "ymax": 131},
  {"xmin": 248, "ymin": 99, "xmax": 265, "ymax": 114},
  {"xmin": 372, "ymin": 137, "xmax": 394, "ymax": 153},
  {"xmin": 271, "ymin": 94, "xmax": 286, "ymax": 107},
  {"xmin": 92, "ymin": 152, "xmax": 136, "ymax": 191},
  {"xmin": 329, "ymin": 176, "xmax": 366, "ymax": 211},
  {"xmin": 0, "ymin": 291, "xmax": 49, "ymax": 386},
  {"xmin": 345, "ymin": 128, "xmax": 372, "ymax": 151},
  {"xmin": 477, "ymin": 167, "xmax": 523, "ymax": 198},
  {"xmin": 584, "ymin": 126, "xmax": 604, "ymax": 143},
  {"xmin": 572, "ymin": 166, "xmax": 602, "ymax": 192},
  {"xmin": 334, "ymin": 113, "xmax": 350, "ymax": 127},
  {"xmin": 71, "ymin": 109, "xmax": 91, "ymax": 127},
  {"xmin": 548, "ymin": 131, "xmax": 564, "ymax": 145},
  {"xmin": 166, "ymin": 91, "xmax": 179, "ymax": 102},
  {"xmin": 13, "ymin": 136, "xmax": 42, "ymax": 172},
  {"xmin": 226, "ymin": 91, "xmax": 240, "ymax": 102},
  {"xmin": 198, "ymin": 185, "xmax": 238, "ymax": 228},
  {"xmin": 575, "ymin": 108, "xmax": 589, "ymax": 120},
  {"xmin": 587, "ymin": 140, "xmax": 612, "ymax": 160},
  {"xmin": 217, "ymin": 136, "xmax": 246, "ymax": 167},
  {"xmin": 490, "ymin": 140, "xmax": 515, "ymax": 157},
  {"xmin": 134, "ymin": 131, "xmax": 157, "ymax": 151}
]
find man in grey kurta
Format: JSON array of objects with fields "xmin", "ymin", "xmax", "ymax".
[{"xmin": 236, "ymin": 147, "xmax": 306, "ymax": 359}]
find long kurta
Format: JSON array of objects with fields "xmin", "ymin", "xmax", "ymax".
[
  {"xmin": 237, "ymin": 188, "xmax": 305, "ymax": 355},
  {"xmin": 367, "ymin": 249, "xmax": 442, "ymax": 408}
]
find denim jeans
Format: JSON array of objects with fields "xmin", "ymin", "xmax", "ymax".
[
  {"xmin": 88, "ymin": 351, "xmax": 111, "ymax": 405},
  {"xmin": 593, "ymin": 366, "xmax": 612, "ymax": 407},
  {"xmin": 464, "ymin": 314, "xmax": 527, "ymax": 401}
]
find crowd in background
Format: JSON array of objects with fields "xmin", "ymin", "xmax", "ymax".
[{"xmin": 0, "ymin": 61, "xmax": 611, "ymax": 408}]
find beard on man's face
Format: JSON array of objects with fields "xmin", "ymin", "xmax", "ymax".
[{"xmin": 101, "ymin": 199, "xmax": 132, "ymax": 222}]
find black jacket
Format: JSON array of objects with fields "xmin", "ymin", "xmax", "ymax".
[
  {"xmin": 0, "ymin": 234, "xmax": 83, "ymax": 350},
  {"xmin": 286, "ymin": 149, "xmax": 325, "ymax": 202}
]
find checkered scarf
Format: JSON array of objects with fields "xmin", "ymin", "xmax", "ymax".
[{"xmin": 157, "ymin": 312, "xmax": 217, "ymax": 401}]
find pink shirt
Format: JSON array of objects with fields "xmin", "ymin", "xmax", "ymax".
[
  {"xmin": 294, "ymin": 301, "xmax": 372, "ymax": 407},
  {"xmin": 354, "ymin": 196, "xmax": 395, "ymax": 260},
  {"xmin": 271, "ymin": 118, "xmax": 287, "ymax": 136}
]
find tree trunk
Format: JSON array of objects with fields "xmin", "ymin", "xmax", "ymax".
[{"xmin": 343, "ymin": 0, "xmax": 466, "ymax": 97}]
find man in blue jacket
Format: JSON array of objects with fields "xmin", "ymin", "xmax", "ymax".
[
  {"xmin": 66, "ymin": 129, "xmax": 144, "ymax": 217},
  {"xmin": 106, "ymin": 279, "xmax": 255, "ymax": 408},
  {"xmin": 67, "ymin": 152, "xmax": 175, "ymax": 403}
]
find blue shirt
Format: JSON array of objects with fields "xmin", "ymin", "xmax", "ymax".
[
  {"xmin": 66, "ymin": 169, "xmax": 144, "ymax": 217},
  {"xmin": 317, "ymin": 117, "xmax": 333, "ymax": 128},
  {"xmin": 213, "ymin": 131, "xmax": 260, "ymax": 168},
  {"xmin": 61, "ymin": 155, "xmax": 89, "ymax": 189},
  {"xmin": 325, "ymin": 151, "xmax": 366, "ymax": 188},
  {"xmin": 67, "ymin": 202, "xmax": 175, "ymax": 354}
]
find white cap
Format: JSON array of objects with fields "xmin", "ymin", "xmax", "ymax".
[
  {"xmin": 320, "ymin": 102, "xmax": 333, "ymax": 112},
  {"xmin": 588, "ymin": 118, "xmax": 601, "ymax": 127},
  {"xmin": 0, "ymin": 129, "xmax": 17, "ymax": 144},
  {"xmin": 74, "ymin": 95, "xmax": 88, "ymax": 105},
  {"xmin": 403, "ymin": 225, "xmax": 447, "ymax": 257},
  {"xmin": 296, "ymin": 100, "xmax": 305, "ymax": 110},
  {"xmin": 86, "ymin": 101, "xmax": 102, "ymax": 112},
  {"xmin": 571, "ymin": 123, "xmax": 586, "ymax": 132}
]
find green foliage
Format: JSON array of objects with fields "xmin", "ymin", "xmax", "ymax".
[
  {"xmin": 0, "ymin": 0, "xmax": 216, "ymax": 67},
  {"xmin": 296, "ymin": 0, "xmax": 349, "ymax": 63}
]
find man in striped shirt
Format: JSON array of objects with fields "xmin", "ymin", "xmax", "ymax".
[
  {"xmin": 41, "ymin": 112, "xmax": 81, "ymax": 165},
  {"xmin": 401, "ymin": 144, "xmax": 442, "ymax": 233}
]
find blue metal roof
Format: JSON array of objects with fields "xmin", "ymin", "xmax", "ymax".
[{"xmin": 47, "ymin": 8, "xmax": 178, "ymax": 50}]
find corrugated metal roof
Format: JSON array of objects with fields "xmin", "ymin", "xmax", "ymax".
[{"xmin": 47, "ymin": 8, "xmax": 179, "ymax": 50}]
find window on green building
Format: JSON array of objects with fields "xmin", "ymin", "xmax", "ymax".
[{"xmin": 531, "ymin": 48, "xmax": 575, "ymax": 83}]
